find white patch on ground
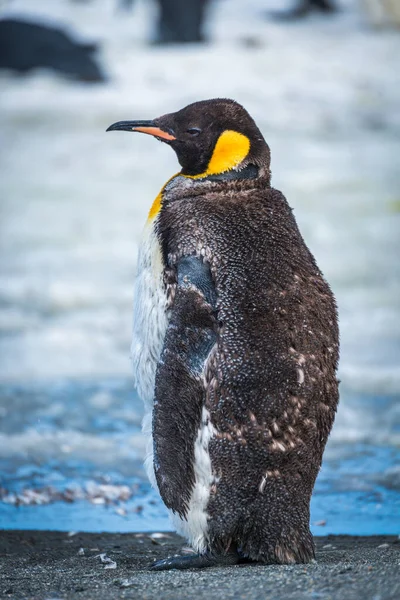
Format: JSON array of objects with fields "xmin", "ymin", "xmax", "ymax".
[{"xmin": 170, "ymin": 406, "xmax": 217, "ymax": 553}]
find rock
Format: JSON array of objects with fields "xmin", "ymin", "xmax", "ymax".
[{"xmin": 95, "ymin": 553, "xmax": 117, "ymax": 569}]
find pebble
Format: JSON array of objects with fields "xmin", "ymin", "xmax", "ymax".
[
  {"xmin": 150, "ymin": 533, "xmax": 171, "ymax": 539},
  {"xmin": 115, "ymin": 578, "xmax": 139, "ymax": 588},
  {"xmin": 114, "ymin": 507, "xmax": 127, "ymax": 517},
  {"xmin": 95, "ymin": 553, "xmax": 117, "ymax": 569}
]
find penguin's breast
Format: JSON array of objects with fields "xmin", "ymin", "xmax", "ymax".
[{"xmin": 131, "ymin": 212, "xmax": 168, "ymax": 409}]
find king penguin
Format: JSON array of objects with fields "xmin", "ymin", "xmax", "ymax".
[{"xmin": 106, "ymin": 99, "xmax": 339, "ymax": 570}]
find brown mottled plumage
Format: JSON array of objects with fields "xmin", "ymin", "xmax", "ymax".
[{"xmin": 107, "ymin": 99, "xmax": 339, "ymax": 570}]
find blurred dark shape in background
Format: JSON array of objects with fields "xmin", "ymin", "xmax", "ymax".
[
  {"xmin": 118, "ymin": 0, "xmax": 136, "ymax": 9},
  {"xmin": 74, "ymin": 0, "xmax": 210, "ymax": 44},
  {"xmin": 0, "ymin": 18, "xmax": 106, "ymax": 82},
  {"xmin": 270, "ymin": 0, "xmax": 337, "ymax": 20},
  {"xmin": 153, "ymin": 0, "xmax": 210, "ymax": 44}
]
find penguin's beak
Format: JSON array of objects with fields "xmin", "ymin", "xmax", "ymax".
[{"xmin": 106, "ymin": 120, "xmax": 176, "ymax": 142}]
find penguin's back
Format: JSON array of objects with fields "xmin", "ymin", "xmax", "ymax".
[{"xmin": 155, "ymin": 175, "xmax": 339, "ymax": 562}]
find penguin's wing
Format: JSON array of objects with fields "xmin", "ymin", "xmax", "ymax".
[{"xmin": 153, "ymin": 255, "xmax": 217, "ymax": 518}]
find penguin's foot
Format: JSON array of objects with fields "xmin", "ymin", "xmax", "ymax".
[{"xmin": 150, "ymin": 551, "xmax": 239, "ymax": 571}]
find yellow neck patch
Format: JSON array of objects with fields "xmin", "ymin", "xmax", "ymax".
[
  {"xmin": 147, "ymin": 191, "xmax": 162, "ymax": 222},
  {"xmin": 147, "ymin": 172, "xmax": 179, "ymax": 222},
  {"xmin": 147, "ymin": 130, "xmax": 250, "ymax": 221},
  {"xmin": 188, "ymin": 130, "xmax": 251, "ymax": 180}
]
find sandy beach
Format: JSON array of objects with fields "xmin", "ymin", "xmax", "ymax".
[{"xmin": 0, "ymin": 531, "xmax": 399, "ymax": 600}]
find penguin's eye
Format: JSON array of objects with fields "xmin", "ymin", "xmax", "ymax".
[{"xmin": 186, "ymin": 127, "xmax": 201, "ymax": 136}]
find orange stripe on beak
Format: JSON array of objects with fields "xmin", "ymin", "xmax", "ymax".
[{"xmin": 133, "ymin": 126, "xmax": 176, "ymax": 141}]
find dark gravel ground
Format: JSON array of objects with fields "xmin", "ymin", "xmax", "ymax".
[{"xmin": 0, "ymin": 531, "xmax": 399, "ymax": 600}]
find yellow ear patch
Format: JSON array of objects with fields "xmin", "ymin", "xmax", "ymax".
[
  {"xmin": 206, "ymin": 130, "xmax": 251, "ymax": 176},
  {"xmin": 187, "ymin": 130, "xmax": 251, "ymax": 180}
]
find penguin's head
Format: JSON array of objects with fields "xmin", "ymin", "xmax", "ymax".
[{"xmin": 107, "ymin": 98, "xmax": 270, "ymax": 180}]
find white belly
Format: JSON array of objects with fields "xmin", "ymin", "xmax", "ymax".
[{"xmin": 131, "ymin": 221, "xmax": 168, "ymax": 488}]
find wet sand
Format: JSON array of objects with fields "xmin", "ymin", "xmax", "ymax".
[{"xmin": 0, "ymin": 531, "xmax": 399, "ymax": 599}]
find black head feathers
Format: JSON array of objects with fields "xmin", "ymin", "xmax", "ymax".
[{"xmin": 107, "ymin": 98, "xmax": 271, "ymax": 180}]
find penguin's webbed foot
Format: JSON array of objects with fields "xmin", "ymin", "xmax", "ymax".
[{"xmin": 150, "ymin": 551, "xmax": 239, "ymax": 571}]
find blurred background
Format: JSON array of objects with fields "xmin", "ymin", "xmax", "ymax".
[{"xmin": 0, "ymin": 0, "xmax": 399, "ymax": 535}]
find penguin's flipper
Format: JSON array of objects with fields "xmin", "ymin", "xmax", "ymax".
[
  {"xmin": 150, "ymin": 551, "xmax": 239, "ymax": 571},
  {"xmin": 176, "ymin": 255, "xmax": 217, "ymax": 306},
  {"xmin": 152, "ymin": 256, "xmax": 217, "ymax": 518}
]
